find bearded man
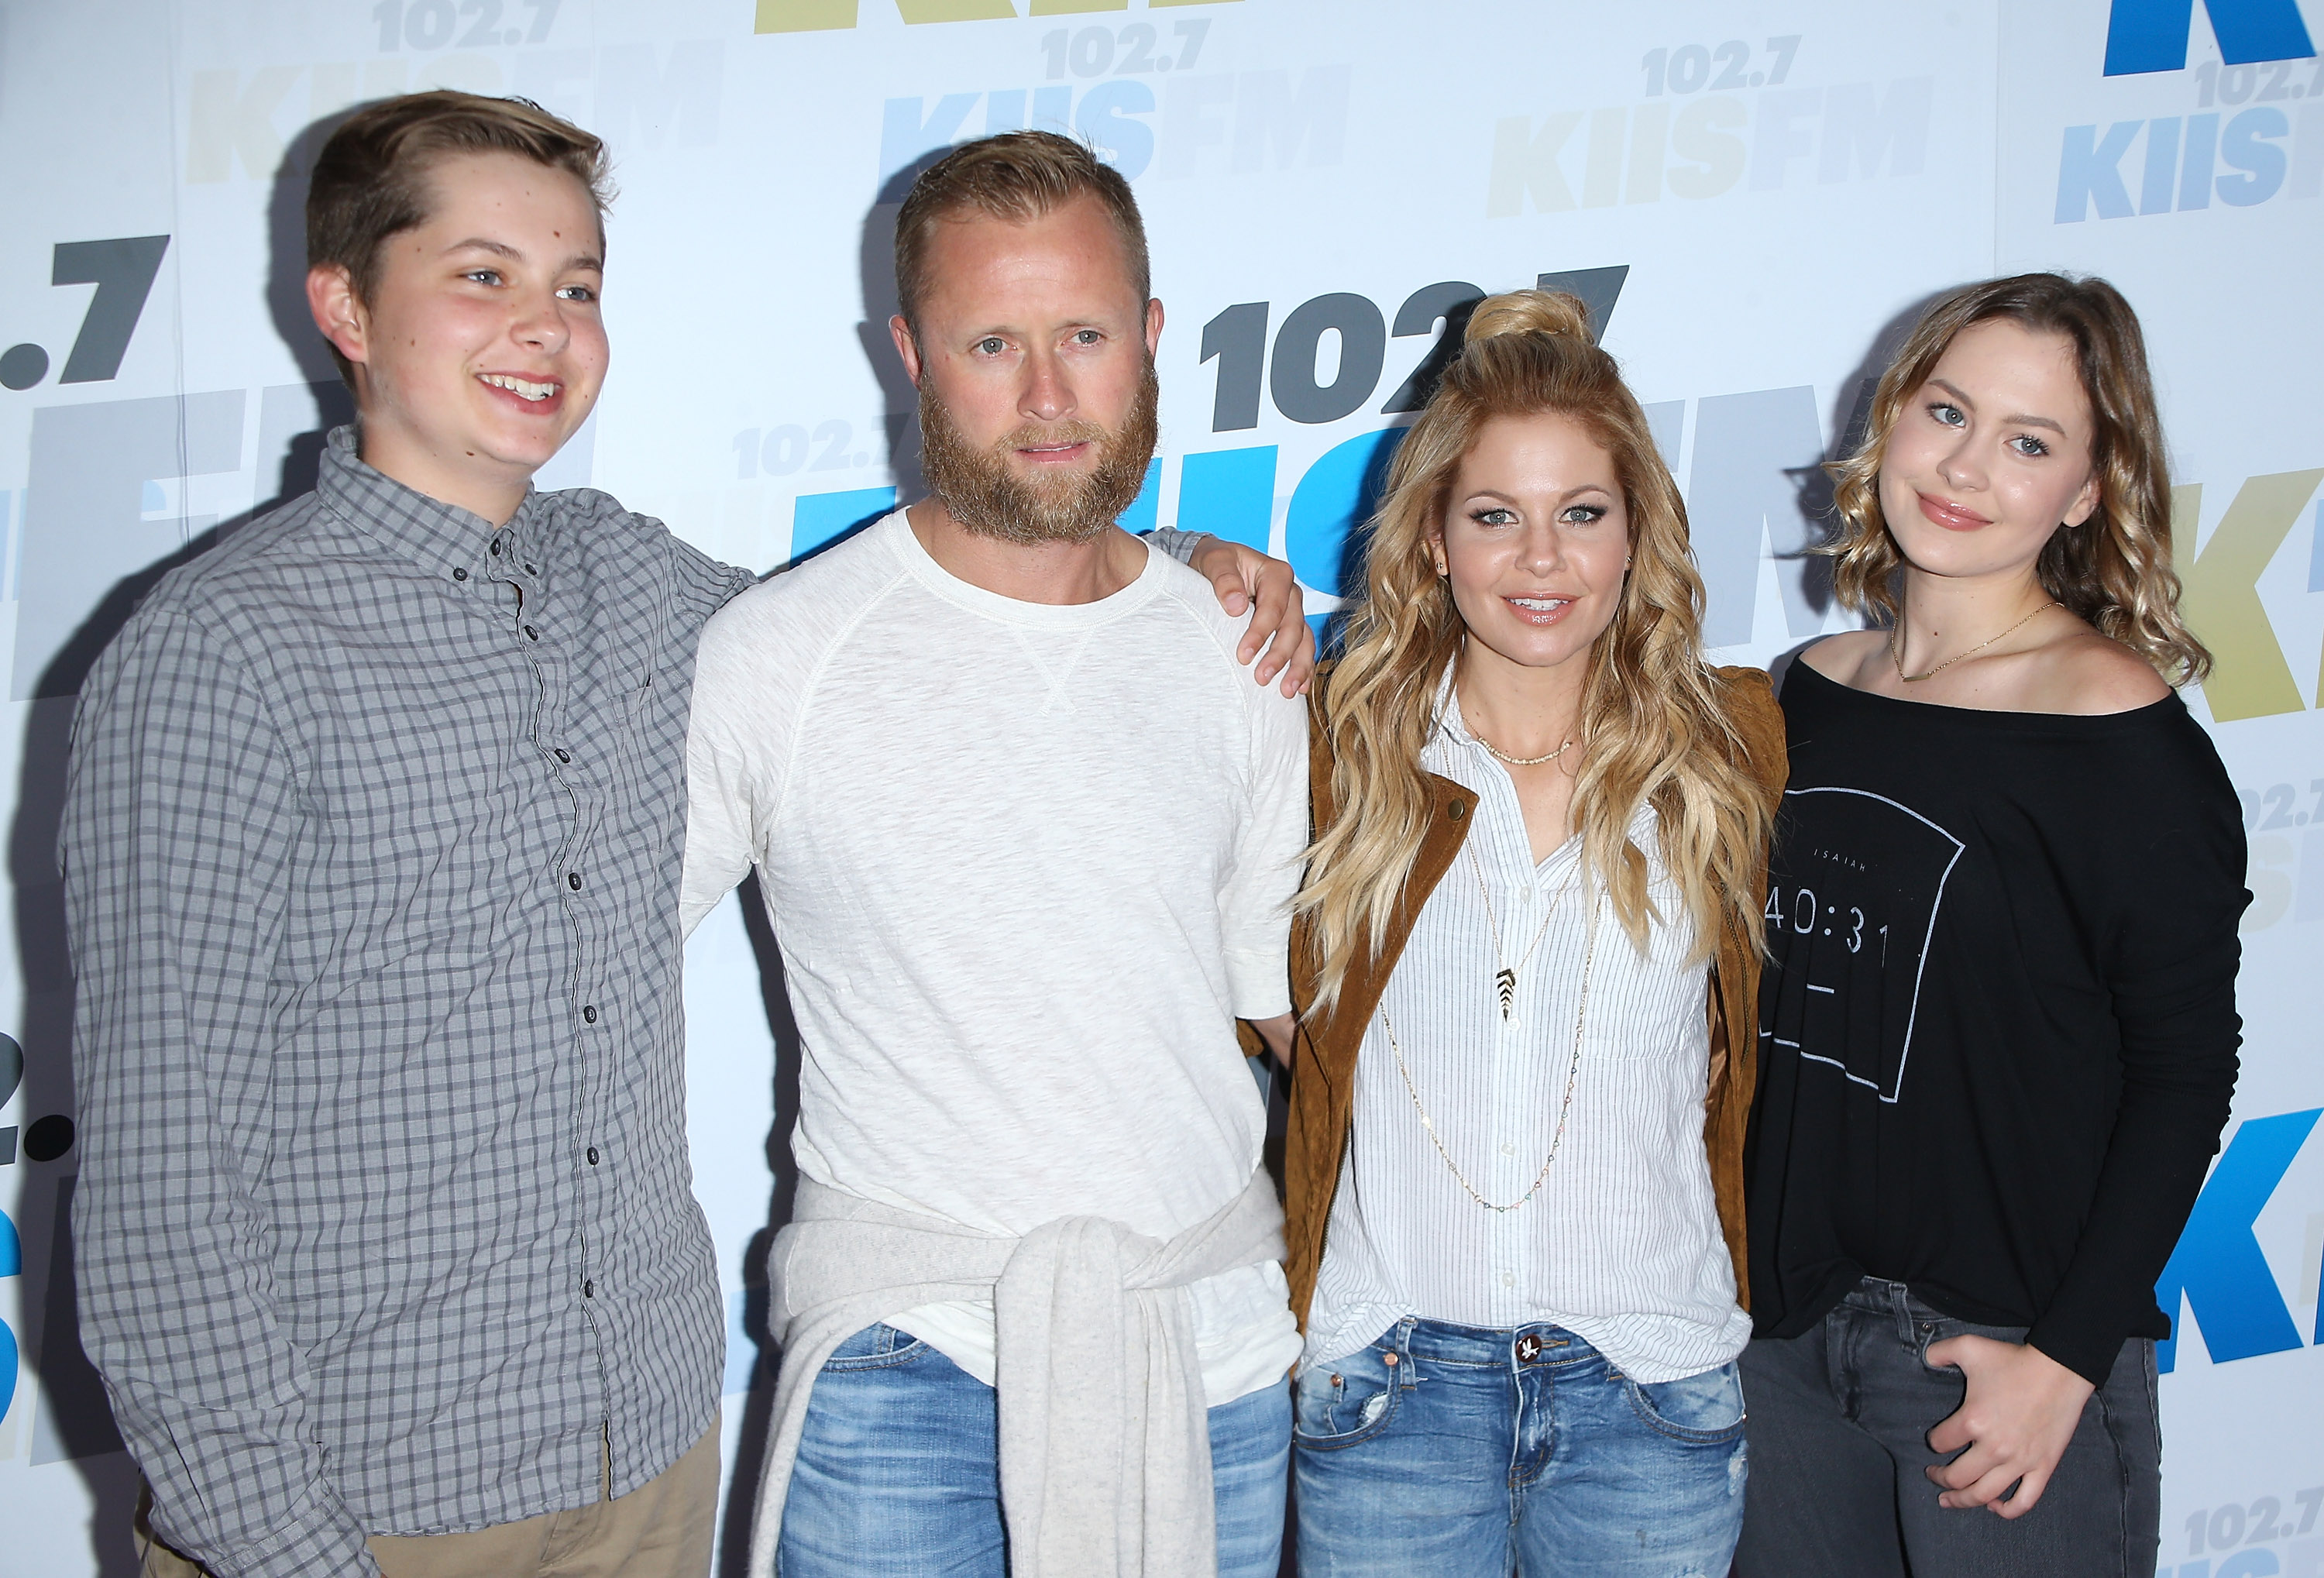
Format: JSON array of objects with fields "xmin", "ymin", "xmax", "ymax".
[{"xmin": 679, "ymin": 132, "xmax": 1307, "ymax": 1578}]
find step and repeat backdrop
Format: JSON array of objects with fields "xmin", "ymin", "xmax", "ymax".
[{"xmin": 0, "ymin": 0, "xmax": 2318, "ymax": 1572}]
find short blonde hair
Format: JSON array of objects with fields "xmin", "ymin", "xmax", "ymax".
[
  {"xmin": 307, "ymin": 91, "xmax": 612, "ymax": 383},
  {"xmin": 892, "ymin": 131, "xmax": 1150, "ymax": 333}
]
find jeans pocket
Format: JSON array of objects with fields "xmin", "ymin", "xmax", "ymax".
[
  {"xmin": 1624, "ymin": 1360, "xmax": 1747, "ymax": 1444},
  {"xmin": 820, "ymin": 1322, "xmax": 929, "ymax": 1373},
  {"xmin": 1293, "ymin": 1343, "xmax": 1401, "ymax": 1450}
]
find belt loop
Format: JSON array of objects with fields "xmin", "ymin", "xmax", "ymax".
[{"xmin": 1890, "ymin": 1281, "xmax": 1920, "ymax": 1351}]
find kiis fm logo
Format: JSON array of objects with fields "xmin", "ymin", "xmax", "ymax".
[
  {"xmin": 757, "ymin": 0, "xmax": 1236, "ymax": 36},
  {"xmin": 2105, "ymin": 0, "xmax": 2315, "ymax": 74},
  {"xmin": 2059, "ymin": 0, "xmax": 2322, "ymax": 221}
]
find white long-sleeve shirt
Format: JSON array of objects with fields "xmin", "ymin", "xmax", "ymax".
[
  {"xmin": 1304, "ymin": 678, "xmax": 1751, "ymax": 1383},
  {"xmin": 682, "ymin": 511, "xmax": 1308, "ymax": 1404}
]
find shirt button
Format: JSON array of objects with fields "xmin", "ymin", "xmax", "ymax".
[
  {"xmin": 1502, "ymin": 1272, "xmax": 1516, "ymax": 1288},
  {"xmin": 1500, "ymin": 1143, "xmax": 1515, "ymax": 1157},
  {"xmin": 525, "ymin": 562, "xmax": 538, "ymax": 575},
  {"xmin": 524, "ymin": 624, "xmax": 539, "ymax": 641},
  {"xmin": 490, "ymin": 539, "xmax": 503, "ymax": 556},
  {"xmin": 451, "ymin": 567, "xmax": 468, "ymax": 581},
  {"xmin": 583, "ymin": 1280, "xmax": 594, "ymax": 1298},
  {"xmin": 568, "ymin": 872, "xmax": 583, "ymax": 891},
  {"xmin": 582, "ymin": 1005, "xmax": 598, "ymax": 1024},
  {"xmin": 586, "ymin": 1147, "xmax": 600, "ymax": 1166},
  {"xmin": 555, "ymin": 748, "xmax": 571, "ymax": 763},
  {"xmin": 1448, "ymin": 800, "xmax": 1466, "ymax": 821}
]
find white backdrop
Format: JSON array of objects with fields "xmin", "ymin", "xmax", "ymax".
[{"xmin": 0, "ymin": 2, "xmax": 2319, "ymax": 1573}]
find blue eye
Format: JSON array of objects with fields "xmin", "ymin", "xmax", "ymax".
[
  {"xmin": 466, "ymin": 269, "xmax": 503, "ymax": 287},
  {"xmin": 976, "ymin": 337, "xmax": 1006, "ymax": 356},
  {"xmin": 1561, "ymin": 504, "xmax": 1608, "ymax": 525},
  {"xmin": 1470, "ymin": 507, "xmax": 1517, "ymax": 527},
  {"xmin": 557, "ymin": 284, "xmax": 596, "ymax": 304},
  {"xmin": 1927, "ymin": 402, "xmax": 1965, "ymax": 426},
  {"xmin": 2009, "ymin": 434, "xmax": 2051, "ymax": 458}
]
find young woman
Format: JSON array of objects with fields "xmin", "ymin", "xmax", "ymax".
[
  {"xmin": 1272, "ymin": 289, "xmax": 1784, "ymax": 1575},
  {"xmin": 1734, "ymin": 273, "xmax": 2246, "ymax": 1577}
]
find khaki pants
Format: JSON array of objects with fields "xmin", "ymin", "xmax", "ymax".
[{"xmin": 137, "ymin": 1419, "xmax": 720, "ymax": 1578}]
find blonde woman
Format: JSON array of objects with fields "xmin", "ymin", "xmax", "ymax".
[
  {"xmin": 1271, "ymin": 291, "xmax": 1783, "ymax": 1575},
  {"xmin": 1735, "ymin": 274, "xmax": 2246, "ymax": 1577}
]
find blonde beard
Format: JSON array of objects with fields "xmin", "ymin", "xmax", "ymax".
[{"xmin": 916, "ymin": 363, "xmax": 1159, "ymax": 545}]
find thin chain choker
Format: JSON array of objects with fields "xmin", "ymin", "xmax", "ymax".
[
  {"xmin": 1889, "ymin": 600, "xmax": 2062, "ymax": 683},
  {"xmin": 1457, "ymin": 689, "xmax": 1575, "ymax": 766}
]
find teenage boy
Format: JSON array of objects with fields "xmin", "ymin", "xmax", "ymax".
[
  {"xmin": 681, "ymin": 132, "xmax": 1306, "ymax": 1578},
  {"xmin": 64, "ymin": 95, "xmax": 1307, "ymax": 1578}
]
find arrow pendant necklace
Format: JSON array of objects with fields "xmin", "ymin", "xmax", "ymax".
[
  {"xmin": 1472, "ymin": 841, "xmax": 1560, "ymax": 1022},
  {"xmin": 1380, "ymin": 889, "xmax": 1599, "ymax": 1213}
]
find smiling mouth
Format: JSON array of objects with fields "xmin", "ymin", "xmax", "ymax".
[
  {"xmin": 479, "ymin": 373, "xmax": 562, "ymax": 403},
  {"xmin": 1504, "ymin": 594, "xmax": 1576, "ymax": 624},
  {"xmin": 1917, "ymin": 491, "xmax": 1992, "ymax": 531}
]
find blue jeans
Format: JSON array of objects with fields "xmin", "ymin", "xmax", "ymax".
[
  {"xmin": 1294, "ymin": 1318, "xmax": 1747, "ymax": 1577},
  {"xmin": 775, "ymin": 1322, "xmax": 1290, "ymax": 1577}
]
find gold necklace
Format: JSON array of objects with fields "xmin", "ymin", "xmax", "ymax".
[
  {"xmin": 1379, "ymin": 891, "xmax": 1597, "ymax": 1214},
  {"xmin": 1888, "ymin": 601, "xmax": 2063, "ymax": 683},
  {"xmin": 1471, "ymin": 841, "xmax": 1563, "ymax": 1020},
  {"xmin": 1473, "ymin": 731, "xmax": 1574, "ymax": 768},
  {"xmin": 1455, "ymin": 680, "xmax": 1576, "ymax": 766}
]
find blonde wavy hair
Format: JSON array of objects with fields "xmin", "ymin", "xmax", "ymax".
[
  {"xmin": 1826, "ymin": 273, "xmax": 2211, "ymax": 683},
  {"xmin": 1300, "ymin": 289, "xmax": 1774, "ymax": 1012}
]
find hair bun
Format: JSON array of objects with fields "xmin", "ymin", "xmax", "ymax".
[{"xmin": 1462, "ymin": 288, "xmax": 1594, "ymax": 348}]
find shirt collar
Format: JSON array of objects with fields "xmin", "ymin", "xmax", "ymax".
[
  {"xmin": 316, "ymin": 424, "xmax": 544, "ymax": 586},
  {"xmin": 1428, "ymin": 658, "xmax": 1493, "ymax": 760}
]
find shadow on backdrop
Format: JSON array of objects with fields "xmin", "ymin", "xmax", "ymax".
[
  {"xmin": 714, "ymin": 874, "xmax": 804, "ymax": 1578},
  {"xmin": 717, "ymin": 183, "xmax": 932, "ymax": 1572},
  {"xmin": 6, "ymin": 104, "xmax": 383, "ymax": 1578},
  {"xmin": 1762, "ymin": 287, "xmax": 1941, "ymax": 697},
  {"xmin": 768, "ymin": 180, "xmax": 940, "ymax": 572}
]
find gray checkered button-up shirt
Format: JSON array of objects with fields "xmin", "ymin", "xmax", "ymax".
[{"xmin": 62, "ymin": 428, "xmax": 751, "ymax": 1578}]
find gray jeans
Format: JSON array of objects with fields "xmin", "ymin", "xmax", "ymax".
[{"xmin": 1734, "ymin": 1277, "xmax": 2161, "ymax": 1578}]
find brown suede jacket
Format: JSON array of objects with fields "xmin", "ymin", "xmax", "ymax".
[{"xmin": 1261, "ymin": 665, "xmax": 1788, "ymax": 1329}]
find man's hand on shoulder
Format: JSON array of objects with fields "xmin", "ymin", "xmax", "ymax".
[{"xmin": 1185, "ymin": 535, "xmax": 1314, "ymax": 697}]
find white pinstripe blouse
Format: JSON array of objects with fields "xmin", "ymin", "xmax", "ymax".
[{"xmin": 1302, "ymin": 681, "xmax": 1753, "ymax": 1382}]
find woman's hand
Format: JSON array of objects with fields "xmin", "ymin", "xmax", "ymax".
[
  {"xmin": 1922, "ymin": 1335, "xmax": 2095, "ymax": 1515},
  {"xmin": 1186, "ymin": 535, "xmax": 1314, "ymax": 696}
]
